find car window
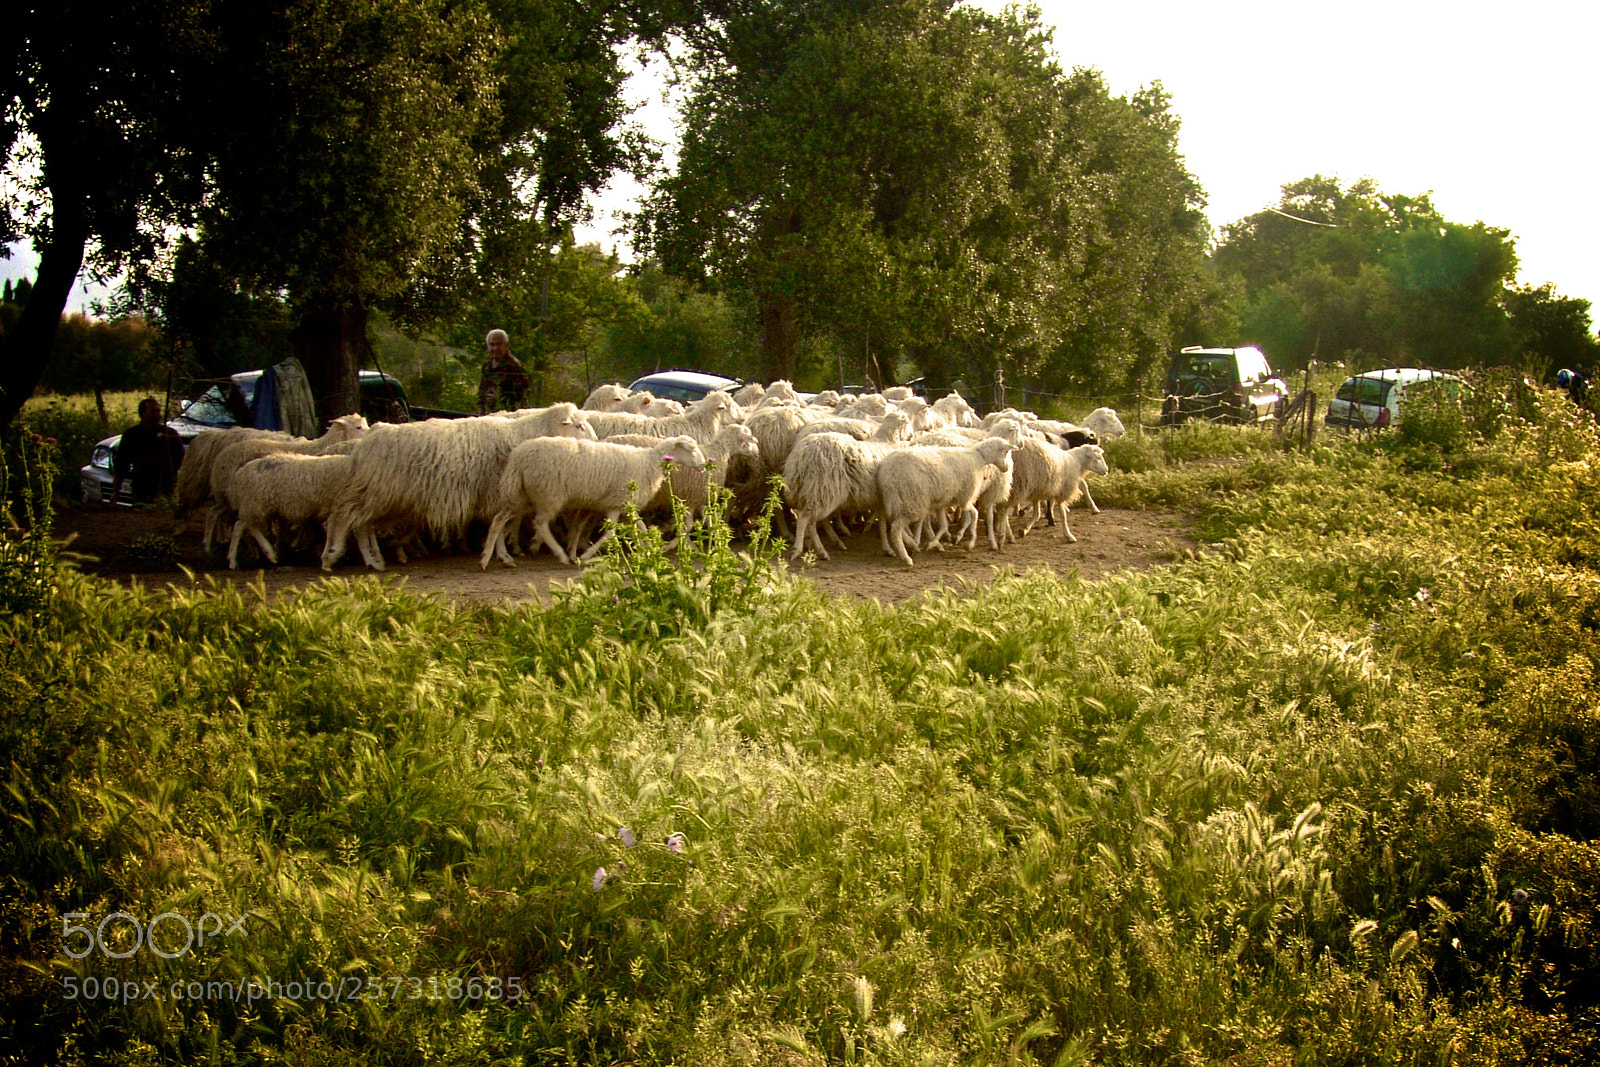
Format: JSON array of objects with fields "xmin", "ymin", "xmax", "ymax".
[
  {"xmin": 1179, "ymin": 355, "xmax": 1232, "ymax": 378},
  {"xmin": 1337, "ymin": 378, "xmax": 1394, "ymax": 406},
  {"xmin": 652, "ymin": 384, "xmax": 708, "ymax": 402}
]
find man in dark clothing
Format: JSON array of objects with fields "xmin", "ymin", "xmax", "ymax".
[
  {"xmin": 1557, "ymin": 368, "xmax": 1590, "ymax": 409},
  {"xmin": 109, "ymin": 397, "xmax": 185, "ymax": 503},
  {"xmin": 478, "ymin": 328, "xmax": 532, "ymax": 413}
]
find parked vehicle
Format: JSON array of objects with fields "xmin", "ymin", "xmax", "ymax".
[
  {"xmin": 1161, "ymin": 346, "xmax": 1289, "ymax": 424},
  {"xmin": 626, "ymin": 370, "xmax": 746, "ymax": 404},
  {"xmin": 1325, "ymin": 368, "xmax": 1464, "ymax": 430},
  {"xmin": 80, "ymin": 369, "xmax": 465, "ymax": 504}
]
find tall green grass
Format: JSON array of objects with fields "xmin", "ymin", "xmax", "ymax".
[
  {"xmin": 2, "ymin": 385, "xmax": 1597, "ymax": 1064},
  {"xmin": 19, "ymin": 392, "xmax": 146, "ymax": 500}
]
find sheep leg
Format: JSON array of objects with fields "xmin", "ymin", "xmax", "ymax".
[
  {"xmin": 353, "ymin": 522, "xmax": 387, "ymax": 569},
  {"xmin": 480, "ymin": 509, "xmax": 520, "ymax": 569},
  {"xmin": 577, "ymin": 510, "xmax": 626, "ymax": 563},
  {"xmin": 810, "ymin": 518, "xmax": 833, "ymax": 557},
  {"xmin": 1079, "ymin": 479, "xmax": 1100, "ymax": 514},
  {"xmin": 957, "ymin": 504, "xmax": 981, "ymax": 549},
  {"xmin": 234, "ymin": 521, "xmax": 279, "ymax": 569},
  {"xmin": 1054, "ymin": 501, "xmax": 1078, "ymax": 543},
  {"xmin": 320, "ymin": 514, "xmax": 350, "ymax": 571},
  {"xmin": 532, "ymin": 513, "xmax": 573, "ymax": 565},
  {"xmin": 203, "ymin": 505, "xmax": 228, "ymax": 556},
  {"xmin": 889, "ymin": 518, "xmax": 915, "ymax": 566}
]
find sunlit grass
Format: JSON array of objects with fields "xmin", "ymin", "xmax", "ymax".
[{"xmin": 2, "ymin": 386, "xmax": 1598, "ymax": 1064}]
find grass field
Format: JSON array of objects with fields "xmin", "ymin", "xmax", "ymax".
[{"xmin": 2, "ymin": 376, "xmax": 1597, "ymax": 1065}]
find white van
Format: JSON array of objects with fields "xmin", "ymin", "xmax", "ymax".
[{"xmin": 1325, "ymin": 368, "xmax": 1464, "ymax": 429}]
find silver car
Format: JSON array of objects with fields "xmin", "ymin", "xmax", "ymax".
[{"xmin": 80, "ymin": 370, "xmax": 409, "ymax": 504}]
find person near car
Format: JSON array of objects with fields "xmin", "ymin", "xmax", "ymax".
[
  {"xmin": 478, "ymin": 328, "xmax": 532, "ymax": 414},
  {"xmin": 1556, "ymin": 368, "xmax": 1590, "ymax": 408},
  {"xmin": 109, "ymin": 397, "xmax": 185, "ymax": 503}
]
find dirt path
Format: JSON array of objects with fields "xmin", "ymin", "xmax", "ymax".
[{"xmin": 52, "ymin": 503, "xmax": 1198, "ymax": 606}]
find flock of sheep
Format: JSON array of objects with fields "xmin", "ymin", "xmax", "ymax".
[{"xmin": 172, "ymin": 378, "xmax": 1124, "ymax": 572}]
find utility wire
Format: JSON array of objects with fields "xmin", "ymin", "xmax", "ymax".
[{"xmin": 1268, "ymin": 206, "xmax": 1336, "ymax": 227}]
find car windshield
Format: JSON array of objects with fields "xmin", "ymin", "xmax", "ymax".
[
  {"xmin": 179, "ymin": 386, "xmax": 242, "ymax": 426},
  {"xmin": 1337, "ymin": 378, "xmax": 1395, "ymax": 406}
]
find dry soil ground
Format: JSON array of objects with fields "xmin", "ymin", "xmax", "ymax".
[{"xmin": 53, "ymin": 503, "xmax": 1198, "ymax": 606}]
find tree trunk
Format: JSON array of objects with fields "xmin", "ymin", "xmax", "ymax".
[
  {"xmin": 0, "ymin": 201, "xmax": 89, "ymax": 428},
  {"xmin": 293, "ymin": 297, "xmax": 366, "ymax": 430},
  {"xmin": 758, "ymin": 294, "xmax": 797, "ymax": 384}
]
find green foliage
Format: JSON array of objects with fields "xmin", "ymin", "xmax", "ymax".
[
  {"xmin": 126, "ymin": 535, "xmax": 179, "ymax": 573},
  {"xmin": 551, "ymin": 480, "xmax": 789, "ymax": 645},
  {"xmin": 21, "ymin": 392, "xmax": 143, "ymax": 499},
  {"xmin": 5, "ymin": 377, "xmax": 1600, "ymax": 1065},
  {"xmin": 0, "ymin": 425, "xmax": 57, "ymax": 616},
  {"xmin": 37, "ymin": 314, "xmax": 165, "ymax": 395},
  {"xmin": 643, "ymin": 0, "xmax": 1210, "ymax": 387},
  {"xmin": 1215, "ymin": 176, "xmax": 1522, "ymax": 373}
]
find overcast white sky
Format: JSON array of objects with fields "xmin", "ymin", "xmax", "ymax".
[{"xmin": 10, "ymin": 0, "xmax": 1597, "ymax": 325}]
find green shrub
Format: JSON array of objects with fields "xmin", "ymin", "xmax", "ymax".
[
  {"xmin": 21, "ymin": 392, "xmax": 143, "ymax": 500},
  {"xmin": 0, "ymin": 425, "xmax": 57, "ymax": 617}
]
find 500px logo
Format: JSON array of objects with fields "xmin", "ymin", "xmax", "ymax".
[{"xmin": 61, "ymin": 912, "xmax": 247, "ymax": 960}]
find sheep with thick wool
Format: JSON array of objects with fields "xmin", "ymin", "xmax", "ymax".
[
  {"xmin": 203, "ymin": 414, "xmax": 369, "ymax": 553},
  {"xmin": 912, "ymin": 418, "xmax": 1026, "ymax": 550},
  {"xmin": 321, "ymin": 403, "xmax": 594, "ymax": 571},
  {"xmin": 932, "ymin": 392, "xmax": 980, "ymax": 429},
  {"xmin": 582, "ymin": 383, "xmax": 632, "ymax": 411},
  {"xmin": 876, "ymin": 436, "xmax": 1017, "ymax": 566},
  {"xmin": 782, "ymin": 429, "xmax": 912, "ymax": 561},
  {"xmin": 608, "ymin": 422, "xmax": 761, "ymax": 528},
  {"xmin": 1005, "ymin": 441, "xmax": 1109, "ymax": 542},
  {"xmin": 175, "ymin": 427, "xmax": 292, "ymax": 519},
  {"xmin": 226, "ymin": 450, "xmax": 364, "ymax": 569},
  {"xmin": 481, "ymin": 434, "xmax": 707, "ymax": 568},
  {"xmin": 582, "ymin": 390, "xmax": 740, "ymax": 444},
  {"xmin": 610, "ymin": 390, "xmax": 686, "ymax": 416}
]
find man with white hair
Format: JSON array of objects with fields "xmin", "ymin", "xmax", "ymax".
[{"xmin": 478, "ymin": 328, "xmax": 531, "ymax": 413}]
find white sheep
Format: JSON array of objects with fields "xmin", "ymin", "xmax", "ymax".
[
  {"xmin": 226, "ymin": 450, "xmax": 362, "ymax": 569},
  {"xmin": 613, "ymin": 390, "xmax": 684, "ymax": 416},
  {"xmin": 175, "ymin": 427, "xmax": 292, "ymax": 519},
  {"xmin": 582, "ymin": 390, "xmax": 740, "ymax": 444},
  {"xmin": 876, "ymin": 437, "xmax": 1017, "ymax": 566},
  {"xmin": 913, "ymin": 418, "xmax": 1026, "ymax": 550},
  {"xmin": 582, "ymin": 383, "xmax": 632, "ymax": 411},
  {"xmin": 782, "ymin": 430, "xmax": 910, "ymax": 561},
  {"xmin": 1079, "ymin": 407, "xmax": 1125, "ymax": 438},
  {"xmin": 202, "ymin": 414, "xmax": 369, "ymax": 554},
  {"xmin": 792, "ymin": 410, "xmax": 910, "ymax": 446},
  {"xmin": 931, "ymin": 392, "xmax": 980, "ymax": 428},
  {"xmin": 480, "ymin": 435, "xmax": 707, "ymax": 568},
  {"xmin": 320, "ymin": 403, "xmax": 595, "ymax": 571},
  {"xmin": 607, "ymin": 422, "xmax": 761, "ymax": 539},
  {"xmin": 730, "ymin": 382, "xmax": 766, "ymax": 408},
  {"xmin": 763, "ymin": 380, "xmax": 802, "ymax": 404},
  {"xmin": 834, "ymin": 394, "xmax": 890, "ymax": 420},
  {"xmin": 1006, "ymin": 441, "xmax": 1110, "ymax": 542}
]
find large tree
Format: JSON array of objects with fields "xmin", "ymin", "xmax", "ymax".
[
  {"xmin": 640, "ymin": 0, "xmax": 1210, "ymax": 393},
  {"xmin": 1213, "ymin": 177, "xmax": 1521, "ymax": 371},
  {"xmin": 1, "ymin": 0, "xmax": 214, "ymax": 426},
  {"xmin": 189, "ymin": 0, "xmax": 500, "ymax": 423}
]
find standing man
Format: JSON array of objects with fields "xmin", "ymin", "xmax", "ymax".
[
  {"xmin": 109, "ymin": 397, "xmax": 185, "ymax": 504},
  {"xmin": 478, "ymin": 328, "xmax": 532, "ymax": 414}
]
